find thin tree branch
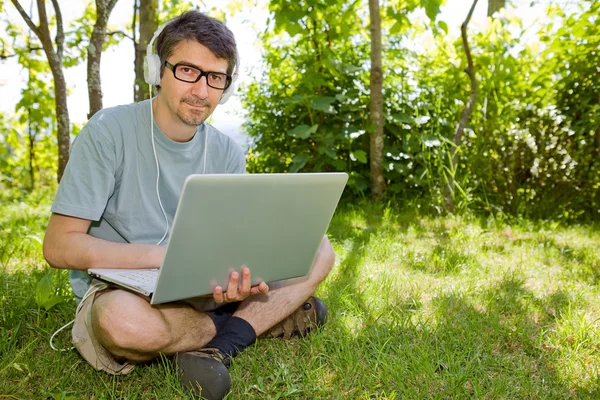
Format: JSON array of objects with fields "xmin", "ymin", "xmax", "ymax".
[
  {"xmin": 108, "ymin": 30, "xmax": 135, "ymax": 42},
  {"xmin": 35, "ymin": 0, "xmax": 52, "ymax": 48},
  {"xmin": 0, "ymin": 46, "xmax": 44, "ymax": 59},
  {"xmin": 10, "ymin": 0, "xmax": 41, "ymax": 37},
  {"xmin": 445, "ymin": 0, "xmax": 479, "ymax": 211},
  {"xmin": 50, "ymin": 0, "xmax": 65, "ymax": 61},
  {"xmin": 460, "ymin": 0, "xmax": 478, "ymax": 85},
  {"xmin": 453, "ymin": 0, "xmax": 479, "ymax": 149},
  {"xmin": 132, "ymin": 0, "xmax": 138, "ymax": 47}
]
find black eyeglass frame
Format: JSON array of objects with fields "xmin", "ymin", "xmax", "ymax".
[{"xmin": 164, "ymin": 61, "xmax": 232, "ymax": 90}]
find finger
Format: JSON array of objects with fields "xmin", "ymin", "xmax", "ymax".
[
  {"xmin": 241, "ymin": 266, "xmax": 251, "ymax": 296},
  {"xmin": 250, "ymin": 281, "xmax": 269, "ymax": 295},
  {"xmin": 259, "ymin": 282, "xmax": 269, "ymax": 294},
  {"xmin": 226, "ymin": 271, "xmax": 239, "ymax": 301},
  {"xmin": 213, "ymin": 286, "xmax": 224, "ymax": 303}
]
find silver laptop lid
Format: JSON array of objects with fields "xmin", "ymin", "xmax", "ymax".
[{"xmin": 151, "ymin": 172, "xmax": 348, "ymax": 304}]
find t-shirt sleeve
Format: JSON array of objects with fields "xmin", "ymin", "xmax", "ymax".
[
  {"xmin": 51, "ymin": 123, "xmax": 118, "ymax": 221},
  {"xmin": 226, "ymin": 141, "xmax": 246, "ymax": 174}
]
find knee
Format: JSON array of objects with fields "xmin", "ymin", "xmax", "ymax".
[
  {"xmin": 91, "ymin": 290, "xmax": 171, "ymax": 357},
  {"xmin": 308, "ymin": 237, "xmax": 336, "ymax": 286}
]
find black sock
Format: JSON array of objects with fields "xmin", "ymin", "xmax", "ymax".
[
  {"xmin": 206, "ymin": 302, "xmax": 241, "ymax": 334},
  {"xmin": 205, "ymin": 316, "xmax": 256, "ymax": 361}
]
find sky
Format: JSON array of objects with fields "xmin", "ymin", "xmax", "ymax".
[{"xmin": 0, "ymin": 0, "xmax": 572, "ymax": 144}]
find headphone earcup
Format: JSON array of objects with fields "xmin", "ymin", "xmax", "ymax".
[
  {"xmin": 144, "ymin": 53, "xmax": 162, "ymax": 86},
  {"xmin": 219, "ymin": 75, "xmax": 238, "ymax": 105}
]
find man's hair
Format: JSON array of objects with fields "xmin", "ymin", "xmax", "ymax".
[{"xmin": 155, "ymin": 11, "xmax": 237, "ymax": 77}]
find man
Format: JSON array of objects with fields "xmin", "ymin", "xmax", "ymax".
[{"xmin": 43, "ymin": 11, "xmax": 336, "ymax": 400}]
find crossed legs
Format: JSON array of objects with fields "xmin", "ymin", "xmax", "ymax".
[{"xmin": 92, "ymin": 237, "xmax": 336, "ymax": 363}]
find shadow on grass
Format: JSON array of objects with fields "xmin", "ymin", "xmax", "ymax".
[
  {"xmin": 311, "ymin": 273, "xmax": 598, "ymax": 398},
  {"xmin": 511, "ymin": 235, "xmax": 600, "ymax": 286},
  {"xmin": 2, "ymin": 199, "xmax": 599, "ymax": 398},
  {"xmin": 327, "ymin": 201, "xmax": 429, "ymax": 242},
  {"xmin": 403, "ymin": 243, "xmax": 480, "ymax": 275},
  {"xmin": 325, "ymin": 207, "xmax": 381, "ymax": 324}
]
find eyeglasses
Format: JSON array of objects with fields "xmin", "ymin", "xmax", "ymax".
[{"xmin": 164, "ymin": 61, "xmax": 232, "ymax": 90}]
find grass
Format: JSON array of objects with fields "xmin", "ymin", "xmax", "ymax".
[{"xmin": 1, "ymin": 194, "xmax": 599, "ymax": 399}]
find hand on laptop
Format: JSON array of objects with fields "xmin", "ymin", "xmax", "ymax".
[{"xmin": 212, "ymin": 266, "xmax": 269, "ymax": 303}]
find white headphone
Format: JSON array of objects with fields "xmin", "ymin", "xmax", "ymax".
[{"xmin": 143, "ymin": 19, "xmax": 240, "ymax": 105}]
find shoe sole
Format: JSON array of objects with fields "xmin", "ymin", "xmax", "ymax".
[{"xmin": 177, "ymin": 353, "xmax": 231, "ymax": 400}]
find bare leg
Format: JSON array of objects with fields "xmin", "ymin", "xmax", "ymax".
[
  {"xmin": 91, "ymin": 290, "xmax": 216, "ymax": 362},
  {"xmin": 91, "ymin": 236, "xmax": 336, "ymax": 362},
  {"xmin": 234, "ymin": 236, "xmax": 336, "ymax": 335}
]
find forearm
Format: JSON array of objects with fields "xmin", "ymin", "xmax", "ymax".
[{"xmin": 44, "ymin": 231, "xmax": 165, "ymax": 271}]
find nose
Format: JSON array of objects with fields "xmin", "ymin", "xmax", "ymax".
[{"xmin": 190, "ymin": 75, "xmax": 209, "ymax": 99}]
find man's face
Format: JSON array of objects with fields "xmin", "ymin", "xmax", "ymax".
[{"xmin": 158, "ymin": 40, "xmax": 229, "ymax": 126}]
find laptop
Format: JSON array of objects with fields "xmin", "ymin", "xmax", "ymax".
[{"xmin": 88, "ymin": 172, "xmax": 348, "ymax": 304}]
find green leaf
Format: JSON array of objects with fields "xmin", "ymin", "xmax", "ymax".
[
  {"xmin": 391, "ymin": 113, "xmax": 415, "ymax": 124},
  {"xmin": 35, "ymin": 273, "xmax": 53, "ymax": 309},
  {"xmin": 284, "ymin": 95, "xmax": 304, "ymax": 104},
  {"xmin": 353, "ymin": 150, "xmax": 368, "ymax": 164},
  {"xmin": 287, "ymin": 124, "xmax": 317, "ymax": 139},
  {"xmin": 289, "ymin": 153, "xmax": 310, "ymax": 172},
  {"xmin": 11, "ymin": 363, "xmax": 24, "ymax": 373},
  {"xmin": 422, "ymin": 0, "xmax": 442, "ymax": 21},
  {"xmin": 318, "ymin": 146, "xmax": 337, "ymax": 159},
  {"xmin": 437, "ymin": 21, "xmax": 448, "ymax": 34},
  {"xmin": 35, "ymin": 272, "xmax": 68, "ymax": 311},
  {"xmin": 327, "ymin": 159, "xmax": 346, "ymax": 170},
  {"xmin": 309, "ymin": 97, "xmax": 337, "ymax": 114},
  {"xmin": 390, "ymin": 21, "xmax": 403, "ymax": 35},
  {"xmin": 43, "ymin": 296, "xmax": 70, "ymax": 311}
]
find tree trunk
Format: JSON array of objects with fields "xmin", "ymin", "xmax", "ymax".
[
  {"xmin": 53, "ymin": 66, "xmax": 70, "ymax": 182},
  {"xmin": 28, "ymin": 109, "xmax": 35, "ymax": 190},
  {"xmin": 134, "ymin": 0, "xmax": 158, "ymax": 102},
  {"xmin": 445, "ymin": 0, "xmax": 479, "ymax": 211},
  {"xmin": 87, "ymin": 0, "xmax": 119, "ymax": 119},
  {"xmin": 368, "ymin": 0, "xmax": 386, "ymax": 198},
  {"xmin": 487, "ymin": 0, "xmax": 505, "ymax": 17},
  {"xmin": 11, "ymin": 0, "xmax": 71, "ymax": 182}
]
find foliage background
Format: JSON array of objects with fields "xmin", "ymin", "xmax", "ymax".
[
  {"xmin": 0, "ymin": 0, "xmax": 598, "ymax": 219},
  {"xmin": 241, "ymin": 0, "xmax": 599, "ymax": 221}
]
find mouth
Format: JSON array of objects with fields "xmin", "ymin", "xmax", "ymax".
[
  {"xmin": 182, "ymin": 97, "xmax": 210, "ymax": 110},
  {"xmin": 185, "ymin": 102, "xmax": 208, "ymax": 110}
]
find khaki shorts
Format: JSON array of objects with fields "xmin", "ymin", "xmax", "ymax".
[{"xmin": 72, "ymin": 279, "xmax": 221, "ymax": 375}]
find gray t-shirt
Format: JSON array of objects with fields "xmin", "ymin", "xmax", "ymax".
[{"xmin": 51, "ymin": 99, "xmax": 246, "ymax": 298}]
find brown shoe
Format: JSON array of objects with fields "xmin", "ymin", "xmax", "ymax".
[
  {"xmin": 261, "ymin": 296, "xmax": 328, "ymax": 340},
  {"xmin": 176, "ymin": 348, "xmax": 231, "ymax": 400}
]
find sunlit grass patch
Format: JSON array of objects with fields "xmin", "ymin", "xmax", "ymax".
[{"xmin": 1, "ymin": 196, "xmax": 599, "ymax": 398}]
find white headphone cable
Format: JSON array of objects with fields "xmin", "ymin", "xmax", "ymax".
[
  {"xmin": 49, "ymin": 284, "xmax": 98, "ymax": 352},
  {"xmin": 150, "ymin": 84, "xmax": 209, "ymax": 245},
  {"xmin": 149, "ymin": 83, "xmax": 170, "ymax": 247}
]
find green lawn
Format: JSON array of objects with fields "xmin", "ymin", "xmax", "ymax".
[{"xmin": 1, "ymin": 194, "xmax": 599, "ymax": 399}]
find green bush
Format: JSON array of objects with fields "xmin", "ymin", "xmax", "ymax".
[{"xmin": 242, "ymin": 1, "xmax": 599, "ymax": 221}]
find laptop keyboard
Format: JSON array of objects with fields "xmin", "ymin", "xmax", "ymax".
[{"xmin": 117, "ymin": 269, "xmax": 159, "ymax": 286}]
